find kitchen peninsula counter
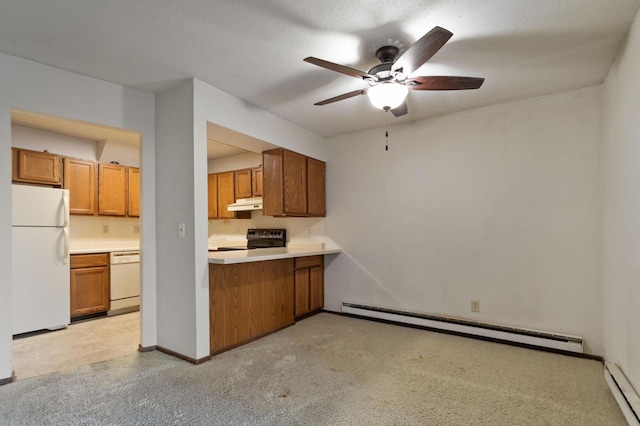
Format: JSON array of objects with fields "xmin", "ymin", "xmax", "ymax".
[
  {"xmin": 208, "ymin": 246, "xmax": 341, "ymax": 264},
  {"xmin": 208, "ymin": 244, "xmax": 340, "ymax": 355}
]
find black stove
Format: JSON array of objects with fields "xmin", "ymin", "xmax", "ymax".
[{"xmin": 211, "ymin": 229, "xmax": 286, "ymax": 252}]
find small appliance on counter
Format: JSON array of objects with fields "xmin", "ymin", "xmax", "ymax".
[{"xmin": 211, "ymin": 228, "xmax": 286, "ymax": 252}]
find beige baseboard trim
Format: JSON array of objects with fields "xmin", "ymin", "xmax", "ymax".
[{"xmin": 157, "ymin": 346, "xmax": 212, "ymax": 365}]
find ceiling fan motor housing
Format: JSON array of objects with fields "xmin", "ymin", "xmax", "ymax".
[{"xmin": 368, "ymin": 46, "xmax": 402, "ymax": 82}]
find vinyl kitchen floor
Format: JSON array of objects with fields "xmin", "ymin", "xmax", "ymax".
[{"xmin": 12, "ymin": 312, "xmax": 139, "ymax": 381}]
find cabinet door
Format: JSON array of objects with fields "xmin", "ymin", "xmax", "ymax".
[
  {"xmin": 262, "ymin": 149, "xmax": 284, "ymax": 216},
  {"xmin": 98, "ymin": 163, "xmax": 127, "ymax": 216},
  {"xmin": 70, "ymin": 266, "xmax": 110, "ymax": 317},
  {"xmin": 252, "ymin": 167, "xmax": 263, "ymax": 197},
  {"xmin": 309, "ymin": 265, "xmax": 324, "ymax": 311},
  {"xmin": 307, "ymin": 158, "xmax": 326, "ymax": 217},
  {"xmin": 294, "ymin": 268, "xmax": 310, "ymax": 317},
  {"xmin": 13, "ymin": 148, "xmax": 61, "ymax": 185},
  {"xmin": 217, "ymin": 171, "xmax": 236, "ymax": 219},
  {"xmin": 127, "ymin": 167, "xmax": 140, "ymax": 217},
  {"xmin": 235, "ymin": 169, "xmax": 253, "ymax": 199},
  {"xmin": 63, "ymin": 158, "xmax": 96, "ymax": 215},
  {"xmin": 209, "ymin": 259, "xmax": 294, "ymax": 354},
  {"xmin": 283, "ymin": 150, "xmax": 308, "ymax": 215},
  {"xmin": 208, "ymin": 173, "xmax": 218, "ymax": 219}
]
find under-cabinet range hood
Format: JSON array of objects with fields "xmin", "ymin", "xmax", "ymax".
[{"xmin": 227, "ymin": 197, "xmax": 263, "ymax": 211}]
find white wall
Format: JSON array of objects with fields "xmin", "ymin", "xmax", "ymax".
[
  {"xmin": 155, "ymin": 80, "xmax": 201, "ymax": 358},
  {"xmin": 207, "ymin": 151, "xmax": 262, "ymax": 173},
  {"xmin": 601, "ymin": 8, "xmax": 640, "ymax": 391},
  {"xmin": 0, "ymin": 52, "xmax": 156, "ymax": 380},
  {"xmin": 12, "ymin": 125, "xmax": 98, "ymax": 160},
  {"xmin": 325, "ymin": 86, "xmax": 604, "ymax": 355}
]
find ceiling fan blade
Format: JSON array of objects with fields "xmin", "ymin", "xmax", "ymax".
[
  {"xmin": 392, "ymin": 26, "xmax": 453, "ymax": 75},
  {"xmin": 391, "ymin": 101, "xmax": 408, "ymax": 117},
  {"xmin": 304, "ymin": 57, "xmax": 374, "ymax": 79},
  {"xmin": 406, "ymin": 76, "xmax": 484, "ymax": 90},
  {"xmin": 314, "ymin": 88, "xmax": 368, "ymax": 106}
]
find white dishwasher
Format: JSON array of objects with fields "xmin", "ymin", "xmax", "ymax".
[{"xmin": 109, "ymin": 251, "xmax": 140, "ymax": 316}]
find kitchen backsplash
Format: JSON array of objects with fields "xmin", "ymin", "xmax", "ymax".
[
  {"xmin": 208, "ymin": 213, "xmax": 325, "ymax": 245},
  {"xmin": 70, "ymin": 215, "xmax": 140, "ymax": 242}
]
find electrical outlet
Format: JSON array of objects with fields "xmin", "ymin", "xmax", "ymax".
[
  {"xmin": 102, "ymin": 225, "xmax": 109, "ymax": 234},
  {"xmin": 178, "ymin": 222, "xmax": 186, "ymax": 238},
  {"xmin": 308, "ymin": 226, "xmax": 312, "ymax": 235},
  {"xmin": 471, "ymin": 300, "xmax": 480, "ymax": 313},
  {"xmin": 133, "ymin": 225, "xmax": 140, "ymax": 233}
]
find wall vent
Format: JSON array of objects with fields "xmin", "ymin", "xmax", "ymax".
[{"xmin": 341, "ymin": 302, "xmax": 583, "ymax": 353}]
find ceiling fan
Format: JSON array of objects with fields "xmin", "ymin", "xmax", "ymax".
[{"xmin": 304, "ymin": 26, "xmax": 484, "ymax": 117}]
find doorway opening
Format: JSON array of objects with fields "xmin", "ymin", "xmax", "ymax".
[{"xmin": 10, "ymin": 109, "xmax": 143, "ymax": 380}]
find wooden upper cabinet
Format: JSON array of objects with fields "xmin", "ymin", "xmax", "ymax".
[
  {"xmin": 127, "ymin": 167, "xmax": 140, "ymax": 217},
  {"xmin": 234, "ymin": 168, "xmax": 253, "ymax": 199},
  {"xmin": 12, "ymin": 148, "xmax": 62, "ymax": 185},
  {"xmin": 217, "ymin": 171, "xmax": 236, "ymax": 219},
  {"xmin": 307, "ymin": 158, "xmax": 326, "ymax": 217},
  {"xmin": 98, "ymin": 163, "xmax": 127, "ymax": 216},
  {"xmin": 252, "ymin": 167, "xmax": 263, "ymax": 197},
  {"xmin": 208, "ymin": 173, "xmax": 218, "ymax": 219},
  {"xmin": 63, "ymin": 158, "xmax": 97, "ymax": 215},
  {"xmin": 283, "ymin": 150, "xmax": 308, "ymax": 215},
  {"xmin": 262, "ymin": 148, "xmax": 325, "ymax": 217}
]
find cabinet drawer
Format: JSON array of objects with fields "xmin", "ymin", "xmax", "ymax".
[
  {"xmin": 294, "ymin": 255, "xmax": 323, "ymax": 269},
  {"xmin": 71, "ymin": 253, "xmax": 109, "ymax": 269}
]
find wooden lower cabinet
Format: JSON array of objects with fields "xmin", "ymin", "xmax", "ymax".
[
  {"xmin": 294, "ymin": 256, "xmax": 324, "ymax": 318},
  {"xmin": 209, "ymin": 259, "xmax": 294, "ymax": 354},
  {"xmin": 70, "ymin": 253, "xmax": 110, "ymax": 318}
]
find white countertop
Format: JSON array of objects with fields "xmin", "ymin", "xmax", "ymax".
[
  {"xmin": 208, "ymin": 246, "xmax": 341, "ymax": 264},
  {"xmin": 70, "ymin": 241, "xmax": 140, "ymax": 254}
]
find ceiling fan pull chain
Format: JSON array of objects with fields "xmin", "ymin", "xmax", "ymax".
[{"xmin": 385, "ymin": 110, "xmax": 389, "ymax": 151}]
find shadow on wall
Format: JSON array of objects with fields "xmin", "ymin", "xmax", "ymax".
[{"xmin": 323, "ymin": 248, "xmax": 400, "ymax": 313}]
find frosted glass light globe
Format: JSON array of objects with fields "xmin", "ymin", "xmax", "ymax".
[{"xmin": 367, "ymin": 83, "xmax": 409, "ymax": 110}]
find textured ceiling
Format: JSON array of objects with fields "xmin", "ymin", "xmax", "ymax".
[{"xmin": 0, "ymin": 0, "xmax": 638, "ymax": 138}]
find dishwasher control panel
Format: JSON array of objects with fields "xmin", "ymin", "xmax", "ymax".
[{"xmin": 110, "ymin": 251, "xmax": 140, "ymax": 264}]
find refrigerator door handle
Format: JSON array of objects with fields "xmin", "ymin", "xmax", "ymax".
[
  {"xmin": 62, "ymin": 191, "xmax": 70, "ymax": 227},
  {"xmin": 63, "ymin": 227, "xmax": 70, "ymax": 264}
]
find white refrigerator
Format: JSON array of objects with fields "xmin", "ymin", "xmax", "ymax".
[{"xmin": 12, "ymin": 184, "xmax": 70, "ymax": 335}]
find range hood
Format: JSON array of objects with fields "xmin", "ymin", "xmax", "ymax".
[{"xmin": 227, "ymin": 197, "xmax": 263, "ymax": 211}]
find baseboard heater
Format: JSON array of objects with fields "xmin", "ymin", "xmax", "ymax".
[
  {"xmin": 605, "ymin": 362, "xmax": 640, "ymax": 426},
  {"xmin": 341, "ymin": 302, "xmax": 583, "ymax": 354}
]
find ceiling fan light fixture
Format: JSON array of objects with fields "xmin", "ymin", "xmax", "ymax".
[{"xmin": 367, "ymin": 83, "xmax": 408, "ymax": 110}]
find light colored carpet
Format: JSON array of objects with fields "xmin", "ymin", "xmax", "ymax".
[{"xmin": 0, "ymin": 313, "xmax": 626, "ymax": 425}]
